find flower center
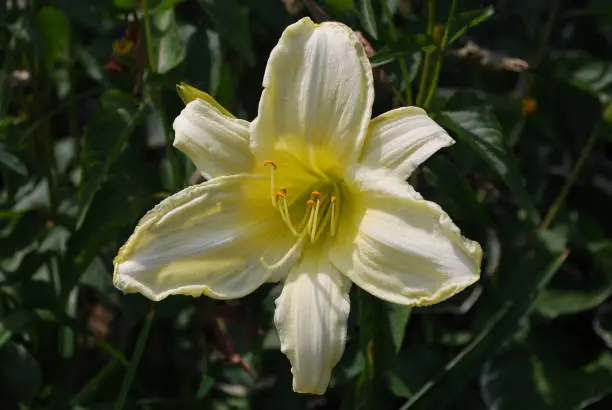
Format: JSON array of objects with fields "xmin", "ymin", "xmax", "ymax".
[{"xmin": 260, "ymin": 160, "xmax": 341, "ymax": 270}]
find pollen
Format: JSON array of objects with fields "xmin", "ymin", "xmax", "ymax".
[{"xmin": 311, "ymin": 191, "xmax": 321, "ymax": 199}]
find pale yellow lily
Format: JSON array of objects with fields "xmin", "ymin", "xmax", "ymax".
[{"xmin": 113, "ymin": 17, "xmax": 482, "ymax": 394}]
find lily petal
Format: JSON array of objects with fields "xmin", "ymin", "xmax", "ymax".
[
  {"xmin": 251, "ymin": 17, "xmax": 374, "ymax": 170},
  {"xmin": 360, "ymin": 107, "xmax": 454, "ymax": 179},
  {"xmin": 173, "ymin": 99, "xmax": 253, "ymax": 179},
  {"xmin": 114, "ymin": 174, "xmax": 295, "ymax": 301},
  {"xmin": 274, "ymin": 252, "xmax": 351, "ymax": 394},
  {"xmin": 331, "ymin": 167, "xmax": 481, "ymax": 306}
]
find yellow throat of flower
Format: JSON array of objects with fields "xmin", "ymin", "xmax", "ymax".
[{"xmin": 260, "ymin": 159, "xmax": 341, "ymax": 269}]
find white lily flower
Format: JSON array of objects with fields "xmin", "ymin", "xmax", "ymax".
[{"xmin": 113, "ymin": 17, "xmax": 482, "ymax": 394}]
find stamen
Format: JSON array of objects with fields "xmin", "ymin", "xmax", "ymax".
[
  {"xmin": 260, "ymin": 204, "xmax": 315, "ymax": 270},
  {"xmin": 311, "ymin": 191, "xmax": 321, "ymax": 199},
  {"xmin": 260, "ymin": 233, "xmax": 306, "ymax": 270},
  {"xmin": 263, "ymin": 160, "xmax": 277, "ymax": 207},
  {"xmin": 278, "ymin": 190, "xmax": 300, "ymax": 236},
  {"xmin": 296, "ymin": 200, "xmax": 315, "ymax": 232},
  {"xmin": 330, "ymin": 196, "xmax": 337, "ymax": 236},
  {"xmin": 310, "ymin": 195, "xmax": 321, "ymax": 242}
]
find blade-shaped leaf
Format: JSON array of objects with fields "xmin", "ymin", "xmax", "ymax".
[
  {"xmin": 196, "ymin": 0, "xmax": 255, "ymax": 66},
  {"xmin": 78, "ymin": 91, "xmax": 148, "ymax": 226},
  {"xmin": 398, "ymin": 240, "xmax": 569, "ymax": 410},
  {"xmin": 447, "ymin": 6, "xmax": 495, "ymax": 45},
  {"xmin": 370, "ymin": 34, "xmax": 435, "ymax": 67},
  {"xmin": 359, "ymin": 0, "xmax": 377, "ymax": 39},
  {"xmin": 438, "ymin": 109, "xmax": 535, "ymax": 217}
]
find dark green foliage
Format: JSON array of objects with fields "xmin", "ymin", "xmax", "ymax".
[{"xmin": 1, "ymin": 0, "xmax": 612, "ymax": 409}]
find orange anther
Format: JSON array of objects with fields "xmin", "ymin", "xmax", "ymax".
[
  {"xmin": 311, "ymin": 191, "xmax": 321, "ymax": 199},
  {"xmin": 275, "ymin": 192, "xmax": 283, "ymax": 200},
  {"xmin": 263, "ymin": 160, "xmax": 277, "ymax": 169},
  {"xmin": 330, "ymin": 196, "xmax": 337, "ymax": 203},
  {"xmin": 306, "ymin": 199, "xmax": 315, "ymax": 206},
  {"xmin": 280, "ymin": 186, "xmax": 288, "ymax": 195}
]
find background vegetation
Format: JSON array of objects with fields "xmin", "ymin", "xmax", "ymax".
[{"xmin": 2, "ymin": 0, "xmax": 612, "ymax": 408}]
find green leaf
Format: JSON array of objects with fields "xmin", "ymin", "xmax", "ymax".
[
  {"xmin": 0, "ymin": 148, "xmax": 26, "ymax": 175},
  {"xmin": 0, "ymin": 341, "xmax": 42, "ymax": 401},
  {"xmin": 153, "ymin": 9, "xmax": 195, "ymax": 73},
  {"xmin": 359, "ymin": 0, "xmax": 378, "ymax": 39},
  {"xmin": 35, "ymin": 6, "xmax": 71, "ymax": 71},
  {"xmin": 0, "ymin": 311, "xmax": 33, "ymax": 350},
  {"xmin": 78, "ymin": 91, "xmax": 148, "ymax": 226},
  {"xmin": 398, "ymin": 244, "xmax": 569, "ymax": 410},
  {"xmin": 370, "ymin": 35, "xmax": 436, "ymax": 67},
  {"xmin": 481, "ymin": 345, "xmax": 612, "ymax": 410},
  {"xmin": 594, "ymin": 305, "xmax": 612, "ymax": 349},
  {"xmin": 534, "ymin": 240, "xmax": 612, "ymax": 317},
  {"xmin": 447, "ymin": 6, "xmax": 495, "ymax": 45},
  {"xmin": 322, "ymin": 0, "xmax": 357, "ymax": 13},
  {"xmin": 423, "ymin": 156, "xmax": 490, "ymax": 239},
  {"xmin": 388, "ymin": 345, "xmax": 446, "ymax": 398},
  {"xmin": 197, "ymin": 0, "xmax": 255, "ymax": 66},
  {"xmin": 438, "ymin": 109, "xmax": 535, "ymax": 216},
  {"xmin": 112, "ymin": 0, "xmax": 133, "ymax": 9}
]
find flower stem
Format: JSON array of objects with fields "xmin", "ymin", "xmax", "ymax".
[
  {"xmin": 540, "ymin": 128, "xmax": 599, "ymax": 231},
  {"xmin": 381, "ymin": 1, "xmax": 413, "ymax": 106},
  {"xmin": 113, "ymin": 307, "xmax": 154, "ymax": 410},
  {"xmin": 423, "ymin": 0, "xmax": 457, "ymax": 110},
  {"xmin": 416, "ymin": 0, "xmax": 436, "ymax": 106}
]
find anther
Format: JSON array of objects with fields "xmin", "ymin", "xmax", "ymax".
[
  {"xmin": 263, "ymin": 160, "xmax": 276, "ymax": 169},
  {"xmin": 311, "ymin": 191, "xmax": 321, "ymax": 199},
  {"xmin": 264, "ymin": 160, "xmax": 277, "ymax": 207},
  {"xmin": 306, "ymin": 199, "xmax": 315, "ymax": 206},
  {"xmin": 280, "ymin": 186, "xmax": 288, "ymax": 195}
]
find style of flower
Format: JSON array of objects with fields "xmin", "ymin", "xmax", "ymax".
[{"xmin": 113, "ymin": 17, "xmax": 482, "ymax": 394}]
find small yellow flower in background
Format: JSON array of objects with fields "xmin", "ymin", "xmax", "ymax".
[
  {"xmin": 113, "ymin": 17, "xmax": 482, "ymax": 394},
  {"xmin": 112, "ymin": 38, "xmax": 134, "ymax": 56},
  {"xmin": 521, "ymin": 96, "xmax": 537, "ymax": 116}
]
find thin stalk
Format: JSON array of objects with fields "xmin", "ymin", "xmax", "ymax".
[
  {"xmin": 423, "ymin": 0, "xmax": 457, "ymax": 110},
  {"xmin": 142, "ymin": 0, "xmax": 182, "ymax": 188},
  {"xmin": 540, "ymin": 128, "xmax": 599, "ymax": 231},
  {"xmin": 524, "ymin": 0, "xmax": 562, "ymax": 96},
  {"xmin": 113, "ymin": 307, "xmax": 155, "ymax": 410},
  {"xmin": 416, "ymin": 0, "xmax": 436, "ymax": 106},
  {"xmin": 381, "ymin": 1, "xmax": 413, "ymax": 105},
  {"xmin": 142, "ymin": 0, "xmax": 155, "ymax": 73}
]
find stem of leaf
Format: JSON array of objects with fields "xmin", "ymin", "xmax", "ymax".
[
  {"xmin": 423, "ymin": 0, "xmax": 457, "ymax": 110},
  {"xmin": 113, "ymin": 307, "xmax": 155, "ymax": 410},
  {"xmin": 416, "ymin": 0, "xmax": 436, "ymax": 106},
  {"xmin": 540, "ymin": 127, "xmax": 598, "ymax": 231},
  {"xmin": 381, "ymin": 1, "xmax": 413, "ymax": 106}
]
